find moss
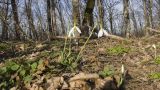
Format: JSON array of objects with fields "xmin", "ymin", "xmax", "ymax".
[
  {"xmin": 99, "ymin": 66, "xmax": 114, "ymax": 78},
  {"xmin": 155, "ymin": 56, "xmax": 160, "ymax": 64},
  {"xmin": 0, "ymin": 43, "xmax": 10, "ymax": 52},
  {"xmin": 149, "ymin": 72, "xmax": 160, "ymax": 79},
  {"xmin": 106, "ymin": 45, "xmax": 130, "ymax": 55}
]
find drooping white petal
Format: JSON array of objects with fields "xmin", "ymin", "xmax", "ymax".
[
  {"xmin": 98, "ymin": 29, "xmax": 103, "ymax": 38},
  {"xmin": 72, "ymin": 32, "xmax": 75, "ymax": 37},
  {"xmin": 152, "ymin": 44, "xmax": 156, "ymax": 49},
  {"xmin": 103, "ymin": 29, "xmax": 109, "ymax": 36},
  {"xmin": 68, "ymin": 27, "xmax": 74, "ymax": 37},
  {"xmin": 68, "ymin": 31, "xmax": 72, "ymax": 37},
  {"xmin": 75, "ymin": 26, "xmax": 81, "ymax": 34},
  {"xmin": 121, "ymin": 64, "xmax": 124, "ymax": 74}
]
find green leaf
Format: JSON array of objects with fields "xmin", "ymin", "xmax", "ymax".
[
  {"xmin": 38, "ymin": 60, "xmax": 43, "ymax": 65},
  {"xmin": 23, "ymin": 75, "xmax": 32, "ymax": 83},
  {"xmin": 19, "ymin": 70, "xmax": 26, "ymax": 76},
  {"xmin": 149, "ymin": 73, "xmax": 160, "ymax": 79},
  {"xmin": 6, "ymin": 61, "xmax": 16, "ymax": 67},
  {"xmin": 31, "ymin": 62, "xmax": 37, "ymax": 70},
  {"xmin": 0, "ymin": 81, "xmax": 7, "ymax": 87},
  {"xmin": 11, "ymin": 64, "xmax": 19, "ymax": 71},
  {"xmin": 0, "ymin": 67, "xmax": 7, "ymax": 74}
]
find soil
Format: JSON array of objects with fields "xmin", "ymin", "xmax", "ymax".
[{"xmin": 1, "ymin": 35, "xmax": 160, "ymax": 90}]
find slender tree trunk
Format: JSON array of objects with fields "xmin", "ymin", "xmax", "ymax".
[
  {"xmin": 122, "ymin": 0, "xmax": 130, "ymax": 38},
  {"xmin": 82, "ymin": 0, "xmax": 95, "ymax": 27},
  {"xmin": 72, "ymin": 0, "xmax": 80, "ymax": 26},
  {"xmin": 148, "ymin": 0, "xmax": 153, "ymax": 28},
  {"xmin": 1, "ymin": 0, "xmax": 9, "ymax": 40},
  {"xmin": 98, "ymin": 0, "xmax": 103, "ymax": 28},
  {"xmin": 47, "ymin": 0, "xmax": 52, "ymax": 38},
  {"xmin": 108, "ymin": 6, "xmax": 113, "ymax": 34},
  {"xmin": 142, "ymin": 0, "xmax": 149, "ymax": 36},
  {"xmin": 57, "ymin": 4, "xmax": 65, "ymax": 35},
  {"xmin": 47, "ymin": 0, "xmax": 54, "ymax": 37},
  {"xmin": 11, "ymin": 0, "xmax": 22, "ymax": 40},
  {"xmin": 81, "ymin": 0, "xmax": 95, "ymax": 37},
  {"xmin": 25, "ymin": 0, "xmax": 38, "ymax": 40},
  {"xmin": 130, "ymin": 3, "xmax": 138, "ymax": 36},
  {"xmin": 158, "ymin": 0, "xmax": 160, "ymax": 26}
]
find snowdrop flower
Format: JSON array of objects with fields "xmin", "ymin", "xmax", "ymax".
[
  {"xmin": 68, "ymin": 26, "xmax": 81, "ymax": 37},
  {"xmin": 152, "ymin": 44, "xmax": 156, "ymax": 49},
  {"xmin": 98, "ymin": 28, "xmax": 109, "ymax": 38},
  {"xmin": 121, "ymin": 64, "xmax": 124, "ymax": 74}
]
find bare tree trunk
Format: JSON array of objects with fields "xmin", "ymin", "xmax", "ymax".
[
  {"xmin": 122, "ymin": 0, "xmax": 130, "ymax": 38},
  {"xmin": 159, "ymin": 0, "xmax": 160, "ymax": 26},
  {"xmin": 57, "ymin": 3, "xmax": 66, "ymax": 35},
  {"xmin": 11, "ymin": 0, "xmax": 22, "ymax": 40},
  {"xmin": 25, "ymin": 0, "xmax": 38, "ymax": 40},
  {"xmin": 142, "ymin": 0, "xmax": 149, "ymax": 36},
  {"xmin": 81, "ymin": 0, "xmax": 95, "ymax": 37},
  {"xmin": 1, "ymin": 0, "xmax": 9, "ymax": 40},
  {"xmin": 148, "ymin": 0, "xmax": 153, "ymax": 28},
  {"xmin": 47, "ymin": 0, "xmax": 56, "ymax": 38},
  {"xmin": 108, "ymin": 3, "xmax": 113, "ymax": 34},
  {"xmin": 53, "ymin": 9, "xmax": 57, "ymax": 35},
  {"xmin": 98, "ymin": 0, "xmax": 103, "ymax": 28},
  {"xmin": 82, "ymin": 0, "xmax": 95, "ymax": 27},
  {"xmin": 47, "ymin": 0, "xmax": 52, "ymax": 38},
  {"xmin": 130, "ymin": 1, "xmax": 138, "ymax": 36},
  {"xmin": 72, "ymin": 0, "xmax": 80, "ymax": 26}
]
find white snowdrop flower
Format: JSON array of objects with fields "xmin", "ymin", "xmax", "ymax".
[
  {"xmin": 121, "ymin": 64, "xmax": 124, "ymax": 74},
  {"xmin": 152, "ymin": 44, "xmax": 156, "ymax": 49},
  {"xmin": 98, "ymin": 28, "xmax": 109, "ymax": 38},
  {"xmin": 68, "ymin": 26, "xmax": 81, "ymax": 37}
]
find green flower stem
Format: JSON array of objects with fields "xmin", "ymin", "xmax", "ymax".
[{"xmin": 75, "ymin": 24, "xmax": 97, "ymax": 62}]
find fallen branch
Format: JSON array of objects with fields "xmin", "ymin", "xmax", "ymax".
[
  {"xmin": 106, "ymin": 34, "xmax": 128, "ymax": 41},
  {"xmin": 147, "ymin": 28, "xmax": 160, "ymax": 33},
  {"xmin": 51, "ymin": 36, "xmax": 88, "ymax": 40}
]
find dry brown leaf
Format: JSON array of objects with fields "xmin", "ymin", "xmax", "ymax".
[
  {"xmin": 10, "ymin": 87, "xmax": 17, "ymax": 90},
  {"xmin": 62, "ymin": 81, "xmax": 69, "ymax": 89},
  {"xmin": 47, "ymin": 77, "xmax": 64, "ymax": 90},
  {"xmin": 98, "ymin": 48, "xmax": 106, "ymax": 54},
  {"xmin": 29, "ymin": 84, "xmax": 38, "ymax": 90},
  {"xmin": 36, "ymin": 44, "xmax": 44, "ymax": 48},
  {"xmin": 69, "ymin": 80, "xmax": 90, "ymax": 90},
  {"xmin": 69, "ymin": 73, "xmax": 99, "ymax": 82},
  {"xmin": 37, "ymin": 63, "xmax": 45, "ymax": 71},
  {"xmin": 27, "ymin": 52, "xmax": 39, "ymax": 60},
  {"xmin": 95, "ymin": 77, "xmax": 117, "ymax": 90}
]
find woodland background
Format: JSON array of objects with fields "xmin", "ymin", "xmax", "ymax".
[{"xmin": 0, "ymin": 0, "xmax": 160, "ymax": 41}]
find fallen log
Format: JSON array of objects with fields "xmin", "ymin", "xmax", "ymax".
[{"xmin": 50, "ymin": 34, "xmax": 127, "ymax": 41}]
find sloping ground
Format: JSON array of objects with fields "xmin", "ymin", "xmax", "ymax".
[
  {"xmin": 81, "ymin": 36, "xmax": 160, "ymax": 90},
  {"xmin": 1, "ymin": 35, "xmax": 160, "ymax": 90}
]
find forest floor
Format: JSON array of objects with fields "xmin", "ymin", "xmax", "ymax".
[{"xmin": 1, "ymin": 35, "xmax": 160, "ymax": 90}]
